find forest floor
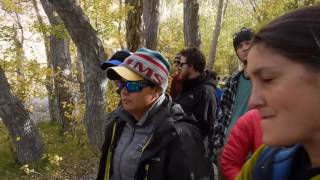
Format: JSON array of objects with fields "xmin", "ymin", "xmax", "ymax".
[{"xmin": 0, "ymin": 122, "xmax": 100, "ymax": 180}]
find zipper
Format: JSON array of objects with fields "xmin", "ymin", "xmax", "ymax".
[
  {"xmin": 119, "ymin": 124, "xmax": 136, "ymax": 180},
  {"xmin": 144, "ymin": 163, "xmax": 150, "ymax": 180},
  {"xmin": 105, "ymin": 122, "xmax": 117, "ymax": 180},
  {"xmin": 141, "ymin": 134, "xmax": 153, "ymax": 154},
  {"xmin": 141, "ymin": 134, "xmax": 153, "ymax": 180}
]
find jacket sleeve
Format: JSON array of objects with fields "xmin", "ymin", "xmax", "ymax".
[
  {"xmin": 167, "ymin": 122, "xmax": 214, "ymax": 180},
  {"xmin": 221, "ymin": 110, "xmax": 257, "ymax": 180},
  {"xmin": 97, "ymin": 118, "xmax": 115, "ymax": 180},
  {"xmin": 196, "ymin": 86, "xmax": 217, "ymax": 139},
  {"xmin": 169, "ymin": 74, "xmax": 177, "ymax": 98}
]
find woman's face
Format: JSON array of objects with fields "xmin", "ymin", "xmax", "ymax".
[
  {"xmin": 247, "ymin": 43, "xmax": 320, "ymax": 146},
  {"xmin": 120, "ymin": 82, "xmax": 160, "ymax": 119}
]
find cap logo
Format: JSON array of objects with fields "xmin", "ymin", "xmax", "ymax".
[{"xmin": 124, "ymin": 60, "xmax": 163, "ymax": 85}]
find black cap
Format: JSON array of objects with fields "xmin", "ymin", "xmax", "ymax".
[
  {"xmin": 101, "ymin": 50, "xmax": 132, "ymax": 70},
  {"xmin": 233, "ymin": 28, "xmax": 254, "ymax": 49}
]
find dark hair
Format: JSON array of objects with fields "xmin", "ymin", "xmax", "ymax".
[
  {"xmin": 252, "ymin": 6, "xmax": 320, "ymax": 70},
  {"xmin": 233, "ymin": 28, "xmax": 254, "ymax": 49},
  {"xmin": 179, "ymin": 47, "xmax": 206, "ymax": 72}
]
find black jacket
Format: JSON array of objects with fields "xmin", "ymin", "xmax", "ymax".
[
  {"xmin": 174, "ymin": 71, "xmax": 217, "ymax": 139},
  {"xmin": 97, "ymin": 96, "xmax": 214, "ymax": 180}
]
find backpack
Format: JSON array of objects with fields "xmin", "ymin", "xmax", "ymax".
[{"xmin": 252, "ymin": 145, "xmax": 302, "ymax": 180}]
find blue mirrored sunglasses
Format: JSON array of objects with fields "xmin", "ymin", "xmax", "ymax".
[{"xmin": 117, "ymin": 80, "xmax": 154, "ymax": 93}]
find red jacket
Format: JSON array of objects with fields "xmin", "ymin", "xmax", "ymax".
[
  {"xmin": 169, "ymin": 72, "xmax": 182, "ymax": 99},
  {"xmin": 221, "ymin": 109, "xmax": 263, "ymax": 180}
]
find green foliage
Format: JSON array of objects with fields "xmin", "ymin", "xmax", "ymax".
[
  {"xmin": 199, "ymin": 0, "xmax": 216, "ymax": 58},
  {"xmin": 254, "ymin": 0, "xmax": 320, "ymax": 26},
  {"xmin": 80, "ymin": 0, "xmax": 130, "ymax": 50},
  {"xmin": 0, "ymin": 59, "xmax": 48, "ymax": 103},
  {"xmin": 31, "ymin": 22, "xmax": 69, "ymax": 40},
  {"xmin": 158, "ymin": 16, "xmax": 185, "ymax": 65},
  {"xmin": 0, "ymin": 0, "xmax": 23, "ymax": 13},
  {"xmin": 0, "ymin": 122, "xmax": 99, "ymax": 179},
  {"xmin": 214, "ymin": 2, "xmax": 257, "ymax": 75},
  {"xmin": 106, "ymin": 80, "xmax": 120, "ymax": 112}
]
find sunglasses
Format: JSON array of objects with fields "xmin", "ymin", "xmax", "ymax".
[
  {"xmin": 179, "ymin": 62, "xmax": 189, "ymax": 67},
  {"xmin": 117, "ymin": 80, "xmax": 155, "ymax": 93}
]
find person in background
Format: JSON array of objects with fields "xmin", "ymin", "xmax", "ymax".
[
  {"xmin": 101, "ymin": 50, "xmax": 132, "ymax": 70},
  {"xmin": 237, "ymin": 6, "xmax": 320, "ymax": 180},
  {"xmin": 221, "ymin": 109, "xmax": 262, "ymax": 180},
  {"xmin": 97, "ymin": 48, "xmax": 213, "ymax": 180},
  {"xmin": 213, "ymin": 27, "xmax": 254, "ymax": 155},
  {"xmin": 173, "ymin": 47, "xmax": 217, "ymax": 156},
  {"xmin": 211, "ymin": 71, "xmax": 224, "ymax": 108},
  {"xmin": 101, "ymin": 50, "xmax": 132, "ymax": 98},
  {"xmin": 169, "ymin": 53, "xmax": 182, "ymax": 99}
]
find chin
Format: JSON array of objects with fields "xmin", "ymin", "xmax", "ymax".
[
  {"xmin": 263, "ymin": 136, "xmax": 295, "ymax": 147},
  {"xmin": 122, "ymin": 105, "xmax": 132, "ymax": 111}
]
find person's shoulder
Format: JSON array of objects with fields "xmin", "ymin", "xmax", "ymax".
[
  {"xmin": 236, "ymin": 144, "xmax": 267, "ymax": 180},
  {"xmin": 237, "ymin": 110, "xmax": 260, "ymax": 126},
  {"xmin": 228, "ymin": 70, "xmax": 243, "ymax": 81}
]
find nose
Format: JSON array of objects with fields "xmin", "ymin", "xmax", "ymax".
[
  {"xmin": 242, "ymin": 45, "xmax": 250, "ymax": 53},
  {"xmin": 248, "ymin": 85, "xmax": 265, "ymax": 110}
]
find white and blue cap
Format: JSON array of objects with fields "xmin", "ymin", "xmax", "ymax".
[{"xmin": 101, "ymin": 50, "xmax": 132, "ymax": 70}]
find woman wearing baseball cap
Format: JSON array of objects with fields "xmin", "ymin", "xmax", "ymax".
[{"xmin": 97, "ymin": 48, "xmax": 213, "ymax": 180}]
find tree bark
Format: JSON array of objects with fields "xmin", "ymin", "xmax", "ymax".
[
  {"xmin": 143, "ymin": 0, "xmax": 160, "ymax": 50},
  {"xmin": 48, "ymin": 0, "xmax": 107, "ymax": 150},
  {"xmin": 50, "ymin": 37, "xmax": 74, "ymax": 132},
  {"xmin": 125, "ymin": 0, "xmax": 143, "ymax": 51},
  {"xmin": 40, "ymin": 0, "xmax": 74, "ymax": 132},
  {"xmin": 207, "ymin": 0, "xmax": 225, "ymax": 70},
  {"xmin": 32, "ymin": 0, "xmax": 60, "ymax": 123},
  {"xmin": 183, "ymin": 0, "xmax": 201, "ymax": 48},
  {"xmin": 0, "ymin": 67, "xmax": 43, "ymax": 164},
  {"xmin": 12, "ymin": 21, "xmax": 27, "ymax": 102},
  {"xmin": 76, "ymin": 48, "xmax": 85, "ymax": 101},
  {"xmin": 117, "ymin": 0, "xmax": 125, "ymax": 49}
]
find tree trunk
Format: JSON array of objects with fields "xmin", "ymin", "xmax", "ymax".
[
  {"xmin": 143, "ymin": 0, "xmax": 160, "ymax": 50},
  {"xmin": 32, "ymin": 0, "xmax": 60, "ymax": 123},
  {"xmin": 0, "ymin": 67, "xmax": 43, "ymax": 164},
  {"xmin": 40, "ymin": 0, "xmax": 74, "ymax": 132},
  {"xmin": 183, "ymin": 0, "xmax": 201, "ymax": 48},
  {"xmin": 117, "ymin": 0, "xmax": 125, "ymax": 49},
  {"xmin": 76, "ymin": 49, "xmax": 85, "ymax": 101},
  {"xmin": 207, "ymin": 0, "xmax": 225, "ymax": 70},
  {"xmin": 48, "ymin": 0, "xmax": 107, "ymax": 151},
  {"xmin": 12, "ymin": 22, "xmax": 27, "ymax": 102},
  {"xmin": 125, "ymin": 0, "xmax": 143, "ymax": 51},
  {"xmin": 50, "ymin": 37, "xmax": 74, "ymax": 132}
]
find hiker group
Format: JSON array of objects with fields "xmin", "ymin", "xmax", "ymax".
[{"xmin": 97, "ymin": 6, "xmax": 320, "ymax": 180}]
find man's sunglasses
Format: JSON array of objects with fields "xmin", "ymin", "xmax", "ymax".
[
  {"xmin": 179, "ymin": 62, "xmax": 189, "ymax": 67},
  {"xmin": 117, "ymin": 80, "xmax": 155, "ymax": 93}
]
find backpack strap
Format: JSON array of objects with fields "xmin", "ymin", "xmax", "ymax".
[{"xmin": 253, "ymin": 145, "xmax": 302, "ymax": 180}]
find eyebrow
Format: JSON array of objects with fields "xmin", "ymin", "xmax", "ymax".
[{"xmin": 250, "ymin": 67, "xmax": 277, "ymax": 77}]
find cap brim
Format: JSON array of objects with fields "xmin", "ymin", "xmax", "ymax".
[
  {"xmin": 106, "ymin": 66, "xmax": 144, "ymax": 81},
  {"xmin": 101, "ymin": 60, "xmax": 122, "ymax": 70}
]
